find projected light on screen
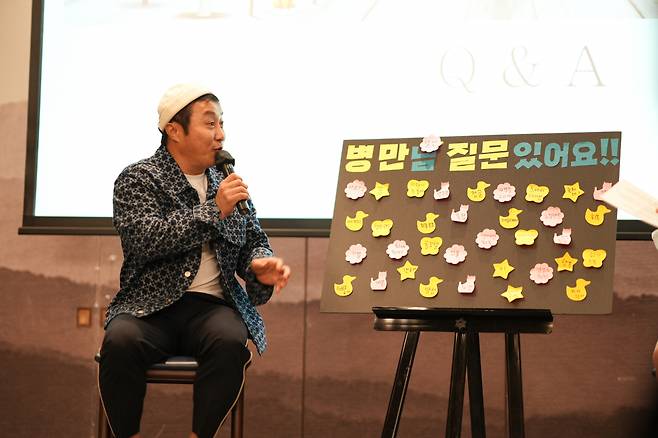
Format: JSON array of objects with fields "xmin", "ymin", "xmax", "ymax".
[{"xmin": 27, "ymin": 0, "xmax": 658, "ymax": 230}]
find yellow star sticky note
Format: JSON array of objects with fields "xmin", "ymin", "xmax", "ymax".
[
  {"xmin": 493, "ymin": 259, "xmax": 515, "ymax": 279},
  {"xmin": 563, "ymin": 182, "xmax": 584, "ymax": 202},
  {"xmin": 555, "ymin": 252, "xmax": 578, "ymax": 272},
  {"xmin": 397, "ymin": 261, "xmax": 418, "ymax": 281},
  {"xmin": 370, "ymin": 182, "xmax": 390, "ymax": 200},
  {"xmin": 501, "ymin": 285, "xmax": 524, "ymax": 303}
]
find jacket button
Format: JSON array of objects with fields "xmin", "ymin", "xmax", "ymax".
[
  {"xmin": 184, "ymin": 271, "xmax": 191, "ymax": 278},
  {"xmin": 136, "ymin": 309, "xmax": 144, "ymax": 315}
]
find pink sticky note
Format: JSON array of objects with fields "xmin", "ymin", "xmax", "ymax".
[
  {"xmin": 475, "ymin": 229, "xmax": 499, "ymax": 249},
  {"xmin": 553, "ymin": 228, "xmax": 572, "ymax": 245},
  {"xmin": 386, "ymin": 240, "xmax": 410, "ymax": 260},
  {"xmin": 370, "ymin": 272, "xmax": 387, "ymax": 291},
  {"xmin": 420, "ymin": 135, "xmax": 443, "ymax": 153},
  {"xmin": 444, "ymin": 244, "xmax": 467, "ymax": 264},
  {"xmin": 530, "ymin": 263, "xmax": 554, "ymax": 284},
  {"xmin": 345, "ymin": 244, "xmax": 367, "ymax": 264},
  {"xmin": 434, "ymin": 182, "xmax": 450, "ymax": 200},
  {"xmin": 451, "ymin": 204, "xmax": 469, "ymax": 223},
  {"xmin": 458, "ymin": 275, "xmax": 476, "ymax": 294},
  {"xmin": 593, "ymin": 182, "xmax": 613, "ymax": 201},
  {"xmin": 540, "ymin": 206, "xmax": 565, "ymax": 227},
  {"xmin": 493, "ymin": 182, "xmax": 516, "ymax": 202},
  {"xmin": 345, "ymin": 179, "xmax": 367, "ymax": 200}
]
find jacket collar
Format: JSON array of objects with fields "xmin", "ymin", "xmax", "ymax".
[{"xmin": 152, "ymin": 145, "xmax": 222, "ymax": 200}]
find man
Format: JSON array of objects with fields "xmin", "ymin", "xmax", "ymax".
[{"xmin": 98, "ymin": 83, "xmax": 290, "ymax": 438}]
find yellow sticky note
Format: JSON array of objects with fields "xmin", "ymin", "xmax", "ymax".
[
  {"xmin": 334, "ymin": 275, "xmax": 356, "ymax": 297},
  {"xmin": 501, "ymin": 285, "xmax": 524, "ymax": 303},
  {"xmin": 493, "ymin": 259, "xmax": 515, "ymax": 279},
  {"xmin": 585, "ymin": 205, "xmax": 612, "ymax": 226},
  {"xmin": 345, "ymin": 211, "xmax": 369, "ymax": 231},
  {"xmin": 582, "ymin": 249, "xmax": 607, "ymax": 268},
  {"xmin": 514, "ymin": 229, "xmax": 539, "ymax": 246},
  {"xmin": 417, "ymin": 213, "xmax": 439, "ymax": 234},
  {"xmin": 499, "ymin": 208, "xmax": 523, "ymax": 229},
  {"xmin": 371, "ymin": 219, "xmax": 394, "ymax": 237},
  {"xmin": 407, "ymin": 179, "xmax": 430, "ymax": 198},
  {"xmin": 563, "ymin": 182, "xmax": 585, "ymax": 202},
  {"xmin": 370, "ymin": 182, "xmax": 390, "ymax": 200},
  {"xmin": 420, "ymin": 236, "xmax": 443, "ymax": 255},
  {"xmin": 419, "ymin": 276, "xmax": 443, "ymax": 298},
  {"xmin": 525, "ymin": 184, "xmax": 549, "ymax": 203},
  {"xmin": 555, "ymin": 252, "xmax": 578, "ymax": 272},
  {"xmin": 566, "ymin": 279, "xmax": 590, "ymax": 302},
  {"xmin": 397, "ymin": 261, "xmax": 418, "ymax": 281},
  {"xmin": 467, "ymin": 180, "xmax": 490, "ymax": 202}
]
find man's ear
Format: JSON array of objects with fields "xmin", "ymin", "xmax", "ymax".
[{"xmin": 165, "ymin": 122, "xmax": 182, "ymax": 143}]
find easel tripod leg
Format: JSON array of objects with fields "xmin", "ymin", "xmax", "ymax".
[
  {"xmin": 505, "ymin": 332, "xmax": 525, "ymax": 438},
  {"xmin": 381, "ymin": 330, "xmax": 420, "ymax": 438},
  {"xmin": 445, "ymin": 332, "xmax": 467, "ymax": 438},
  {"xmin": 466, "ymin": 332, "xmax": 486, "ymax": 438}
]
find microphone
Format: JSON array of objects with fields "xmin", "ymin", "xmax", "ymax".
[{"xmin": 215, "ymin": 149, "xmax": 251, "ymax": 215}]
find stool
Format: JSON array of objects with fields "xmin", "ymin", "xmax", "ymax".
[{"xmin": 95, "ymin": 353, "xmax": 249, "ymax": 438}]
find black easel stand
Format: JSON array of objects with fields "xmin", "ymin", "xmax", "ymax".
[{"xmin": 373, "ymin": 307, "xmax": 553, "ymax": 438}]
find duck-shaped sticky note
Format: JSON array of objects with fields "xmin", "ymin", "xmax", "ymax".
[
  {"xmin": 420, "ymin": 236, "xmax": 443, "ymax": 255},
  {"xmin": 553, "ymin": 228, "xmax": 572, "ymax": 245},
  {"xmin": 493, "ymin": 182, "xmax": 516, "ymax": 202},
  {"xmin": 451, "ymin": 205, "xmax": 469, "ymax": 223},
  {"xmin": 525, "ymin": 184, "xmax": 549, "ymax": 203},
  {"xmin": 434, "ymin": 182, "xmax": 450, "ymax": 200},
  {"xmin": 458, "ymin": 275, "xmax": 476, "ymax": 294},
  {"xmin": 566, "ymin": 278, "xmax": 590, "ymax": 302},
  {"xmin": 345, "ymin": 179, "xmax": 367, "ymax": 200},
  {"xmin": 371, "ymin": 219, "xmax": 394, "ymax": 237},
  {"xmin": 345, "ymin": 210, "xmax": 369, "ymax": 231},
  {"xmin": 407, "ymin": 179, "xmax": 430, "ymax": 198},
  {"xmin": 585, "ymin": 205, "xmax": 611, "ymax": 226},
  {"xmin": 467, "ymin": 180, "xmax": 491, "ymax": 202},
  {"xmin": 444, "ymin": 244, "xmax": 467, "ymax": 264},
  {"xmin": 563, "ymin": 182, "xmax": 585, "ymax": 202},
  {"xmin": 417, "ymin": 213, "xmax": 440, "ymax": 234},
  {"xmin": 501, "ymin": 285, "xmax": 524, "ymax": 303},
  {"xmin": 397, "ymin": 261, "xmax": 419, "ymax": 281},
  {"xmin": 593, "ymin": 182, "xmax": 613, "ymax": 201},
  {"xmin": 334, "ymin": 275, "xmax": 356, "ymax": 297},
  {"xmin": 530, "ymin": 263, "xmax": 554, "ymax": 284},
  {"xmin": 370, "ymin": 272, "xmax": 387, "ymax": 291},
  {"xmin": 419, "ymin": 276, "xmax": 443, "ymax": 298},
  {"xmin": 493, "ymin": 259, "xmax": 515, "ymax": 279},
  {"xmin": 555, "ymin": 251, "xmax": 578, "ymax": 272},
  {"xmin": 540, "ymin": 206, "xmax": 564, "ymax": 227},
  {"xmin": 514, "ymin": 229, "xmax": 539, "ymax": 246},
  {"xmin": 499, "ymin": 208, "xmax": 523, "ymax": 229},
  {"xmin": 582, "ymin": 249, "xmax": 607, "ymax": 268},
  {"xmin": 369, "ymin": 182, "xmax": 390, "ymax": 200}
]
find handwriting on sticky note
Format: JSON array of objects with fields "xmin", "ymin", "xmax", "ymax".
[
  {"xmin": 525, "ymin": 184, "xmax": 549, "ymax": 203},
  {"xmin": 345, "ymin": 179, "xmax": 367, "ymax": 200},
  {"xmin": 386, "ymin": 240, "xmax": 409, "ymax": 260},
  {"xmin": 345, "ymin": 244, "xmax": 367, "ymax": 264},
  {"xmin": 371, "ymin": 219, "xmax": 394, "ymax": 237},
  {"xmin": 420, "ymin": 236, "xmax": 443, "ymax": 255}
]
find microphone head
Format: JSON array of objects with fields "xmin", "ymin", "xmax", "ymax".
[{"xmin": 215, "ymin": 149, "xmax": 235, "ymax": 167}]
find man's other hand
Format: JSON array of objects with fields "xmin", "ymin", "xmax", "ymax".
[{"xmin": 250, "ymin": 257, "xmax": 291, "ymax": 293}]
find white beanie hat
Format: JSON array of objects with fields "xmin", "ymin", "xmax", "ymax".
[{"xmin": 157, "ymin": 83, "xmax": 216, "ymax": 132}]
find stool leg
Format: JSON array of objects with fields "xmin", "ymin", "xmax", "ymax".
[{"xmin": 231, "ymin": 383, "xmax": 245, "ymax": 438}]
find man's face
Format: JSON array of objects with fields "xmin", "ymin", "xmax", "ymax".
[{"xmin": 178, "ymin": 99, "xmax": 224, "ymax": 172}]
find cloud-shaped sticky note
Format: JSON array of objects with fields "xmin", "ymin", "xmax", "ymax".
[
  {"xmin": 514, "ymin": 229, "xmax": 539, "ymax": 246},
  {"xmin": 345, "ymin": 210, "xmax": 369, "ymax": 231},
  {"xmin": 444, "ymin": 244, "xmax": 467, "ymax": 264},
  {"xmin": 530, "ymin": 263, "xmax": 554, "ymax": 284},
  {"xmin": 540, "ymin": 206, "xmax": 564, "ymax": 227},
  {"xmin": 371, "ymin": 219, "xmax": 394, "ymax": 237},
  {"xmin": 407, "ymin": 179, "xmax": 430, "ymax": 198},
  {"xmin": 386, "ymin": 240, "xmax": 410, "ymax": 260},
  {"xmin": 345, "ymin": 244, "xmax": 367, "ymax": 264},
  {"xmin": 493, "ymin": 182, "xmax": 516, "ymax": 202},
  {"xmin": 345, "ymin": 179, "xmax": 367, "ymax": 200},
  {"xmin": 420, "ymin": 135, "xmax": 443, "ymax": 153},
  {"xmin": 420, "ymin": 236, "xmax": 443, "ymax": 255},
  {"xmin": 525, "ymin": 184, "xmax": 549, "ymax": 203},
  {"xmin": 476, "ymin": 229, "xmax": 499, "ymax": 249},
  {"xmin": 582, "ymin": 249, "xmax": 607, "ymax": 268}
]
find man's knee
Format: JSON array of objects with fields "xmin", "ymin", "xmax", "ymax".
[{"xmin": 101, "ymin": 315, "xmax": 145, "ymax": 358}]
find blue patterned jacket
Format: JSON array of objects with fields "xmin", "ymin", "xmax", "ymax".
[{"xmin": 106, "ymin": 145, "xmax": 274, "ymax": 353}]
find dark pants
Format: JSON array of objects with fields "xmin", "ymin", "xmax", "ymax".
[{"xmin": 98, "ymin": 292, "xmax": 251, "ymax": 438}]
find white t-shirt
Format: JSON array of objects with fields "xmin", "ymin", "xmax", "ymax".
[{"xmin": 184, "ymin": 172, "xmax": 224, "ymax": 298}]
